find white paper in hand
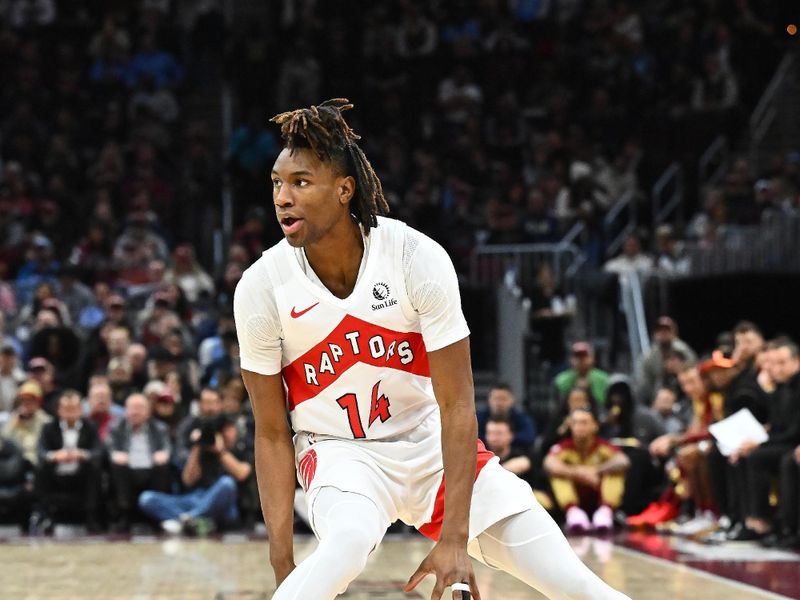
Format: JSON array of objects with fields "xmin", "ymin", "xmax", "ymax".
[{"xmin": 708, "ymin": 408, "xmax": 768, "ymax": 456}]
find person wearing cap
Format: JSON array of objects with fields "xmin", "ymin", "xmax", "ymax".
[
  {"xmin": 108, "ymin": 393, "xmax": 172, "ymax": 532},
  {"xmin": 554, "ymin": 342, "xmax": 610, "ymax": 408},
  {"xmin": 36, "ymin": 390, "xmax": 103, "ymax": 533},
  {"xmin": 635, "ymin": 317, "xmax": 697, "ymax": 403},
  {"xmin": 27, "ymin": 357, "xmax": 62, "ymax": 417},
  {"xmin": 1, "ymin": 381, "xmax": 52, "ymax": 466},
  {"xmin": 0, "ymin": 344, "xmax": 26, "ymax": 418}
]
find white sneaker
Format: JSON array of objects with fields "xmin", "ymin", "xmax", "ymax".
[
  {"xmin": 673, "ymin": 512, "xmax": 718, "ymax": 537},
  {"xmin": 566, "ymin": 506, "xmax": 592, "ymax": 533},
  {"xmin": 161, "ymin": 519, "xmax": 182, "ymax": 535},
  {"xmin": 592, "ymin": 505, "xmax": 614, "ymax": 532}
]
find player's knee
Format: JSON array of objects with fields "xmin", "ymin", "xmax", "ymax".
[{"xmin": 322, "ymin": 525, "xmax": 377, "ymax": 573}]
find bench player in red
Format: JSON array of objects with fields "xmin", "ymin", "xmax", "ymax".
[{"xmin": 235, "ymin": 99, "xmax": 630, "ymax": 600}]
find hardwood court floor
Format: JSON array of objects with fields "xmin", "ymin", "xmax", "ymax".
[{"xmin": 0, "ymin": 534, "xmax": 790, "ymax": 600}]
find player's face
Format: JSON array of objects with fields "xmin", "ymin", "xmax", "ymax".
[{"xmin": 271, "ymin": 147, "xmax": 354, "ymax": 248}]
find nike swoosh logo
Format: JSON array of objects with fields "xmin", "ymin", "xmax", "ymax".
[{"xmin": 290, "ymin": 302, "xmax": 319, "ymax": 319}]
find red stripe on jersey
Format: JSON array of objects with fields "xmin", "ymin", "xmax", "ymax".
[
  {"xmin": 282, "ymin": 314, "xmax": 430, "ymax": 410},
  {"xmin": 417, "ymin": 440, "xmax": 495, "ymax": 541}
]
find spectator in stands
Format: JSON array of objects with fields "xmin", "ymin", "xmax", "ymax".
[
  {"xmin": 0, "ymin": 433, "xmax": 31, "ymax": 530},
  {"xmin": 2, "ymin": 381, "xmax": 51, "ymax": 467},
  {"xmin": 544, "ymin": 407, "xmax": 630, "ymax": 533},
  {"xmin": 165, "ymin": 244, "xmax": 215, "ymax": 304},
  {"xmin": 603, "ymin": 233, "xmax": 654, "ymax": 280},
  {"xmin": 138, "ymin": 412, "xmax": 251, "ymax": 535},
  {"xmin": 108, "ymin": 358, "xmax": 137, "ymax": 407},
  {"xmin": 83, "ymin": 381, "xmax": 124, "ymax": 443},
  {"xmin": 203, "ymin": 330, "xmax": 240, "ymax": 389},
  {"xmin": 554, "ymin": 342, "xmax": 610, "ymax": 408},
  {"xmin": 485, "ymin": 414, "xmax": 532, "ymax": 483},
  {"xmin": 651, "ymin": 387, "xmax": 689, "ymax": 434},
  {"xmin": 28, "ymin": 307, "xmax": 81, "ymax": 387},
  {"xmin": 729, "ymin": 338, "xmax": 800, "ymax": 541},
  {"xmin": 604, "ymin": 376, "xmax": 666, "ymax": 515},
  {"xmin": 654, "ymin": 225, "xmax": 689, "ymax": 275},
  {"xmin": 476, "ymin": 383, "xmax": 536, "ymax": 450},
  {"xmin": 774, "ymin": 443, "xmax": 800, "ymax": 548},
  {"xmin": 15, "ymin": 234, "xmax": 59, "ymax": 306},
  {"xmin": 692, "ymin": 52, "xmax": 739, "ymax": 113},
  {"xmin": 35, "ymin": 390, "xmax": 102, "ymax": 532},
  {"xmin": 127, "ymin": 343, "xmax": 149, "ymax": 389},
  {"xmin": 127, "ymin": 34, "xmax": 183, "ymax": 89},
  {"xmin": 55, "ymin": 265, "xmax": 94, "ymax": 325},
  {"xmin": 175, "ymin": 387, "xmax": 223, "ymax": 464},
  {"xmin": 636, "ymin": 317, "xmax": 697, "ymax": 402},
  {"xmin": 525, "ymin": 262, "xmax": 575, "ymax": 368},
  {"xmin": 0, "ymin": 345, "xmax": 26, "ymax": 420},
  {"xmin": 649, "ymin": 362, "xmax": 725, "ymax": 535},
  {"xmin": 27, "ymin": 357, "xmax": 61, "ymax": 416},
  {"xmin": 108, "ymin": 393, "xmax": 171, "ymax": 532}
]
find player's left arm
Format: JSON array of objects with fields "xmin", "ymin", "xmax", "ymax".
[
  {"xmin": 406, "ymin": 337, "xmax": 481, "ymax": 600},
  {"xmin": 403, "ymin": 231, "xmax": 481, "ymax": 599}
]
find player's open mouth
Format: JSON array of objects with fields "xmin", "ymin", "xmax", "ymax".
[{"xmin": 280, "ymin": 216, "xmax": 303, "ymax": 235}]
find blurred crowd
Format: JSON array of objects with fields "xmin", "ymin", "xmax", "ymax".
[
  {"xmin": 0, "ymin": 0, "xmax": 798, "ymax": 545},
  {"xmin": 475, "ymin": 318, "xmax": 800, "ymax": 549},
  {"xmin": 227, "ymin": 0, "xmax": 784, "ymax": 271},
  {"xmin": 0, "ymin": 1, "xmax": 248, "ymax": 535}
]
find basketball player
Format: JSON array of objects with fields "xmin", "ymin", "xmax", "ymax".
[{"xmin": 235, "ymin": 99, "xmax": 630, "ymax": 600}]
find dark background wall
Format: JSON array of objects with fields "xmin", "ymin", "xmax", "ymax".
[{"xmin": 667, "ymin": 273, "xmax": 800, "ymax": 353}]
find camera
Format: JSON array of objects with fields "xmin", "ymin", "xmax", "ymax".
[{"xmin": 195, "ymin": 416, "xmax": 225, "ymax": 448}]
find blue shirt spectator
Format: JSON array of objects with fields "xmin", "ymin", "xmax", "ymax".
[{"xmin": 476, "ymin": 384, "xmax": 537, "ymax": 449}]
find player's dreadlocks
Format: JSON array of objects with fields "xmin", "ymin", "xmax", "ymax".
[{"xmin": 270, "ymin": 98, "xmax": 389, "ymax": 233}]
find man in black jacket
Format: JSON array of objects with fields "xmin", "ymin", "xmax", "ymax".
[
  {"xmin": 108, "ymin": 393, "xmax": 171, "ymax": 531},
  {"xmin": 36, "ymin": 390, "xmax": 103, "ymax": 532},
  {"xmin": 0, "ymin": 434, "xmax": 31, "ymax": 529},
  {"xmin": 707, "ymin": 321, "xmax": 767, "ymax": 535},
  {"xmin": 730, "ymin": 337, "xmax": 800, "ymax": 541}
]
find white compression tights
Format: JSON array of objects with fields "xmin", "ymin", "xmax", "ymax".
[
  {"xmin": 471, "ymin": 507, "xmax": 631, "ymax": 600},
  {"xmin": 272, "ymin": 487, "xmax": 630, "ymax": 600},
  {"xmin": 272, "ymin": 488, "xmax": 387, "ymax": 600}
]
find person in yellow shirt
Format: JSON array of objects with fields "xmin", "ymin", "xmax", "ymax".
[{"xmin": 544, "ymin": 407, "xmax": 630, "ymax": 533}]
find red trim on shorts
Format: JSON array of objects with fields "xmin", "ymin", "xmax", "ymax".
[
  {"xmin": 417, "ymin": 439, "xmax": 494, "ymax": 541},
  {"xmin": 299, "ymin": 449, "xmax": 318, "ymax": 490},
  {"xmin": 282, "ymin": 314, "xmax": 430, "ymax": 410}
]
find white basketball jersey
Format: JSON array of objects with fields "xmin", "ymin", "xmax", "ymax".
[{"xmin": 235, "ymin": 216, "xmax": 470, "ymax": 440}]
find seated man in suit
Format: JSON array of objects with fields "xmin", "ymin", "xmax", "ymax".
[
  {"xmin": 36, "ymin": 390, "xmax": 103, "ymax": 532},
  {"xmin": 108, "ymin": 393, "xmax": 172, "ymax": 532}
]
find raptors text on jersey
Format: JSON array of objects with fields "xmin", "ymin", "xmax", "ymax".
[{"xmin": 235, "ymin": 217, "xmax": 471, "ymax": 440}]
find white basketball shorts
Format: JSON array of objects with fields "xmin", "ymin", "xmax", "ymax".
[{"xmin": 293, "ymin": 408, "xmax": 536, "ymax": 546}]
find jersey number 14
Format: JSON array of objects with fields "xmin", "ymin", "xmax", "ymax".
[{"xmin": 336, "ymin": 381, "xmax": 391, "ymax": 439}]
